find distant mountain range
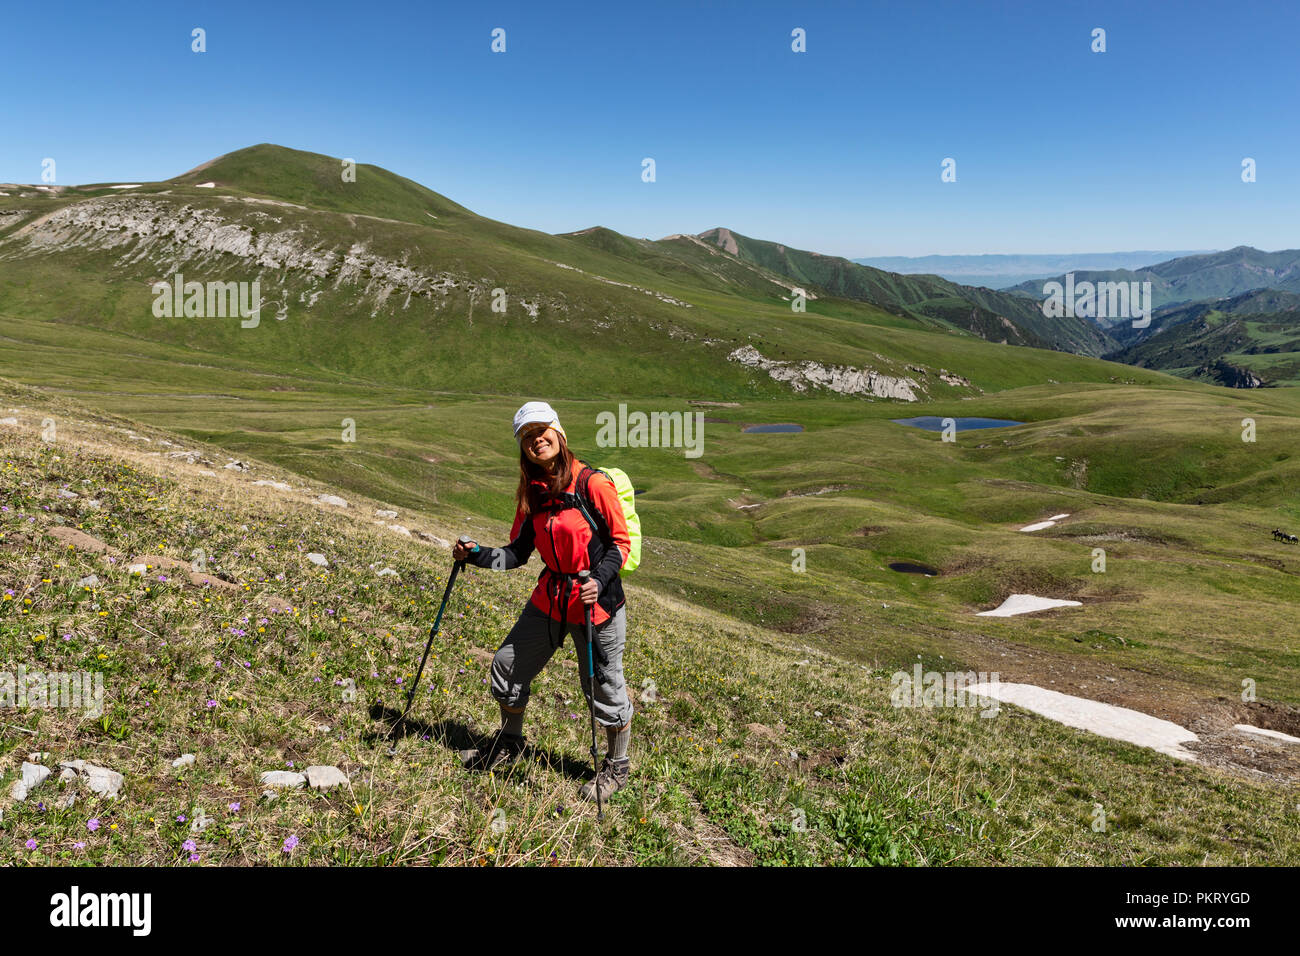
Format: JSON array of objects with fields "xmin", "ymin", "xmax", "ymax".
[
  {"xmin": 1105, "ymin": 288, "xmax": 1300, "ymax": 388},
  {"xmin": 698, "ymin": 228, "xmax": 1113, "ymax": 355},
  {"xmin": 1006, "ymin": 247, "xmax": 1300, "ymax": 320},
  {"xmin": 0, "ymin": 143, "xmax": 1295, "ymax": 395},
  {"xmin": 853, "ymin": 251, "xmax": 1210, "ymax": 290}
]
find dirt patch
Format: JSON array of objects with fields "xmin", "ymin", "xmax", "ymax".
[
  {"xmin": 132, "ymin": 554, "xmax": 192, "ymax": 573},
  {"xmin": 1183, "ymin": 698, "xmax": 1300, "ymax": 779},
  {"xmin": 689, "ymin": 461, "xmax": 722, "ymax": 480},
  {"xmin": 130, "ymin": 553, "xmax": 239, "ymax": 590},
  {"xmin": 1053, "ymin": 524, "xmax": 1190, "ymax": 548},
  {"xmin": 0, "ymin": 530, "xmax": 32, "ymax": 550},
  {"xmin": 190, "ymin": 572, "xmax": 240, "ymax": 591},
  {"xmin": 775, "ymin": 604, "xmax": 837, "ymax": 635},
  {"xmin": 745, "ymin": 722, "xmax": 781, "ymax": 741},
  {"xmin": 468, "ymin": 647, "xmax": 495, "ymax": 665},
  {"xmin": 976, "ymin": 568, "xmax": 1134, "ymax": 607},
  {"xmin": 851, "ymin": 526, "xmax": 887, "ymax": 537},
  {"xmin": 46, "ymin": 526, "xmax": 124, "ymax": 557},
  {"xmin": 780, "ymin": 484, "xmax": 851, "ymax": 499},
  {"xmin": 941, "ymin": 553, "xmax": 994, "ymax": 574},
  {"xmin": 259, "ymin": 593, "xmax": 293, "ymax": 613}
]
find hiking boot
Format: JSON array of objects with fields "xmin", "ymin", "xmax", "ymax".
[
  {"xmin": 460, "ymin": 731, "xmax": 526, "ymax": 772},
  {"xmin": 579, "ymin": 757, "xmax": 630, "ymax": 802}
]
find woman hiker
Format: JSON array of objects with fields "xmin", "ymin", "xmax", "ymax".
[{"xmin": 452, "ymin": 401, "xmax": 634, "ymax": 803}]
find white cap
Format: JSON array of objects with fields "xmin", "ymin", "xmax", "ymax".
[{"xmin": 512, "ymin": 401, "xmax": 567, "ymax": 445}]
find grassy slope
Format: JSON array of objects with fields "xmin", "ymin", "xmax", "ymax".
[
  {"xmin": 3, "ymin": 147, "xmax": 1300, "ymax": 864},
  {"xmin": 2, "ymin": 384, "xmax": 1296, "ymax": 866}
]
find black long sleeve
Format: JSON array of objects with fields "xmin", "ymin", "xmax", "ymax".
[{"xmin": 466, "ymin": 516, "xmax": 536, "ymax": 571}]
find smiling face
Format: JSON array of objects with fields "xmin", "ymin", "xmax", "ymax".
[{"xmin": 520, "ymin": 424, "xmax": 561, "ymax": 468}]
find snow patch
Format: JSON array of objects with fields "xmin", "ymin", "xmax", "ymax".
[
  {"xmin": 977, "ymin": 593, "xmax": 1082, "ymax": 617},
  {"xmin": 1020, "ymin": 513, "xmax": 1070, "ymax": 532},
  {"xmin": 967, "ymin": 682, "xmax": 1199, "ymax": 761},
  {"xmin": 1234, "ymin": 724, "xmax": 1300, "ymax": 744}
]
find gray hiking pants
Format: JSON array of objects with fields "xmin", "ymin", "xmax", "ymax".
[{"xmin": 490, "ymin": 601, "xmax": 633, "ymax": 728}]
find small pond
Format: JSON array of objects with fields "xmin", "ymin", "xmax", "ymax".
[
  {"xmin": 888, "ymin": 561, "xmax": 939, "ymax": 576},
  {"xmin": 891, "ymin": 417, "xmax": 1023, "ymax": 432},
  {"xmin": 742, "ymin": 423, "xmax": 805, "ymax": 433}
]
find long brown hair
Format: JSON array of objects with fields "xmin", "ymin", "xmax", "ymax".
[{"xmin": 515, "ymin": 430, "xmax": 579, "ymax": 518}]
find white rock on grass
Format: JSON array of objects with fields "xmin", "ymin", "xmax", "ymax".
[
  {"xmin": 172, "ymin": 754, "xmax": 196, "ymax": 769},
  {"xmin": 318, "ymin": 494, "xmax": 348, "ymax": 508},
  {"xmin": 0, "ymin": 417, "xmax": 18, "ymax": 426},
  {"xmin": 59, "ymin": 760, "xmax": 125, "ymax": 799},
  {"xmin": 377, "ymin": 568, "xmax": 399, "ymax": 578},
  {"xmin": 375, "ymin": 509, "xmax": 398, "ymax": 519},
  {"xmin": 253, "ymin": 480, "xmax": 292, "ymax": 491},
  {"xmin": 259, "ymin": 771, "xmax": 307, "ymax": 789},
  {"xmin": 304, "ymin": 766, "xmax": 349, "ymax": 790},
  {"xmin": 128, "ymin": 563, "xmax": 148, "ymax": 575},
  {"xmin": 306, "ymin": 553, "xmax": 329, "ymax": 567},
  {"xmin": 57, "ymin": 489, "xmax": 79, "ymax": 498},
  {"xmin": 9, "ymin": 762, "xmax": 51, "ymax": 801},
  {"xmin": 78, "ymin": 575, "xmax": 100, "ymax": 587},
  {"xmin": 224, "ymin": 460, "xmax": 248, "ymax": 471}
]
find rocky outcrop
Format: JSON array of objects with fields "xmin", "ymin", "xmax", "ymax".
[
  {"xmin": 0, "ymin": 196, "xmax": 546, "ymax": 314},
  {"xmin": 728, "ymin": 345, "xmax": 922, "ymax": 401}
]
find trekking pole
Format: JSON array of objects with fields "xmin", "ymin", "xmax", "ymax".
[
  {"xmin": 578, "ymin": 569, "xmax": 604, "ymax": 821},
  {"xmin": 389, "ymin": 535, "xmax": 474, "ymax": 739}
]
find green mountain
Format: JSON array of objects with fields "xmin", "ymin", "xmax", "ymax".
[
  {"xmin": 698, "ymin": 228, "xmax": 1116, "ymax": 355},
  {"xmin": 1008, "ymin": 246, "xmax": 1300, "ymax": 322},
  {"xmin": 0, "ymin": 144, "xmax": 1156, "ymax": 407},
  {"xmin": 1106, "ymin": 289, "xmax": 1300, "ymax": 387}
]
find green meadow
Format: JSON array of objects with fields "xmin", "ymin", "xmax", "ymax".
[{"xmin": 2, "ymin": 146, "xmax": 1298, "ymax": 865}]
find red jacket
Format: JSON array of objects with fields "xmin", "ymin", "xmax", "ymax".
[{"xmin": 469, "ymin": 462, "xmax": 630, "ymax": 626}]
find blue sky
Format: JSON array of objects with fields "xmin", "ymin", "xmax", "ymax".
[{"xmin": 2, "ymin": 0, "xmax": 1296, "ymax": 256}]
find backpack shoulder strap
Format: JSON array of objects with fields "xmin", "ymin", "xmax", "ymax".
[{"xmin": 574, "ymin": 465, "xmax": 613, "ymax": 545}]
